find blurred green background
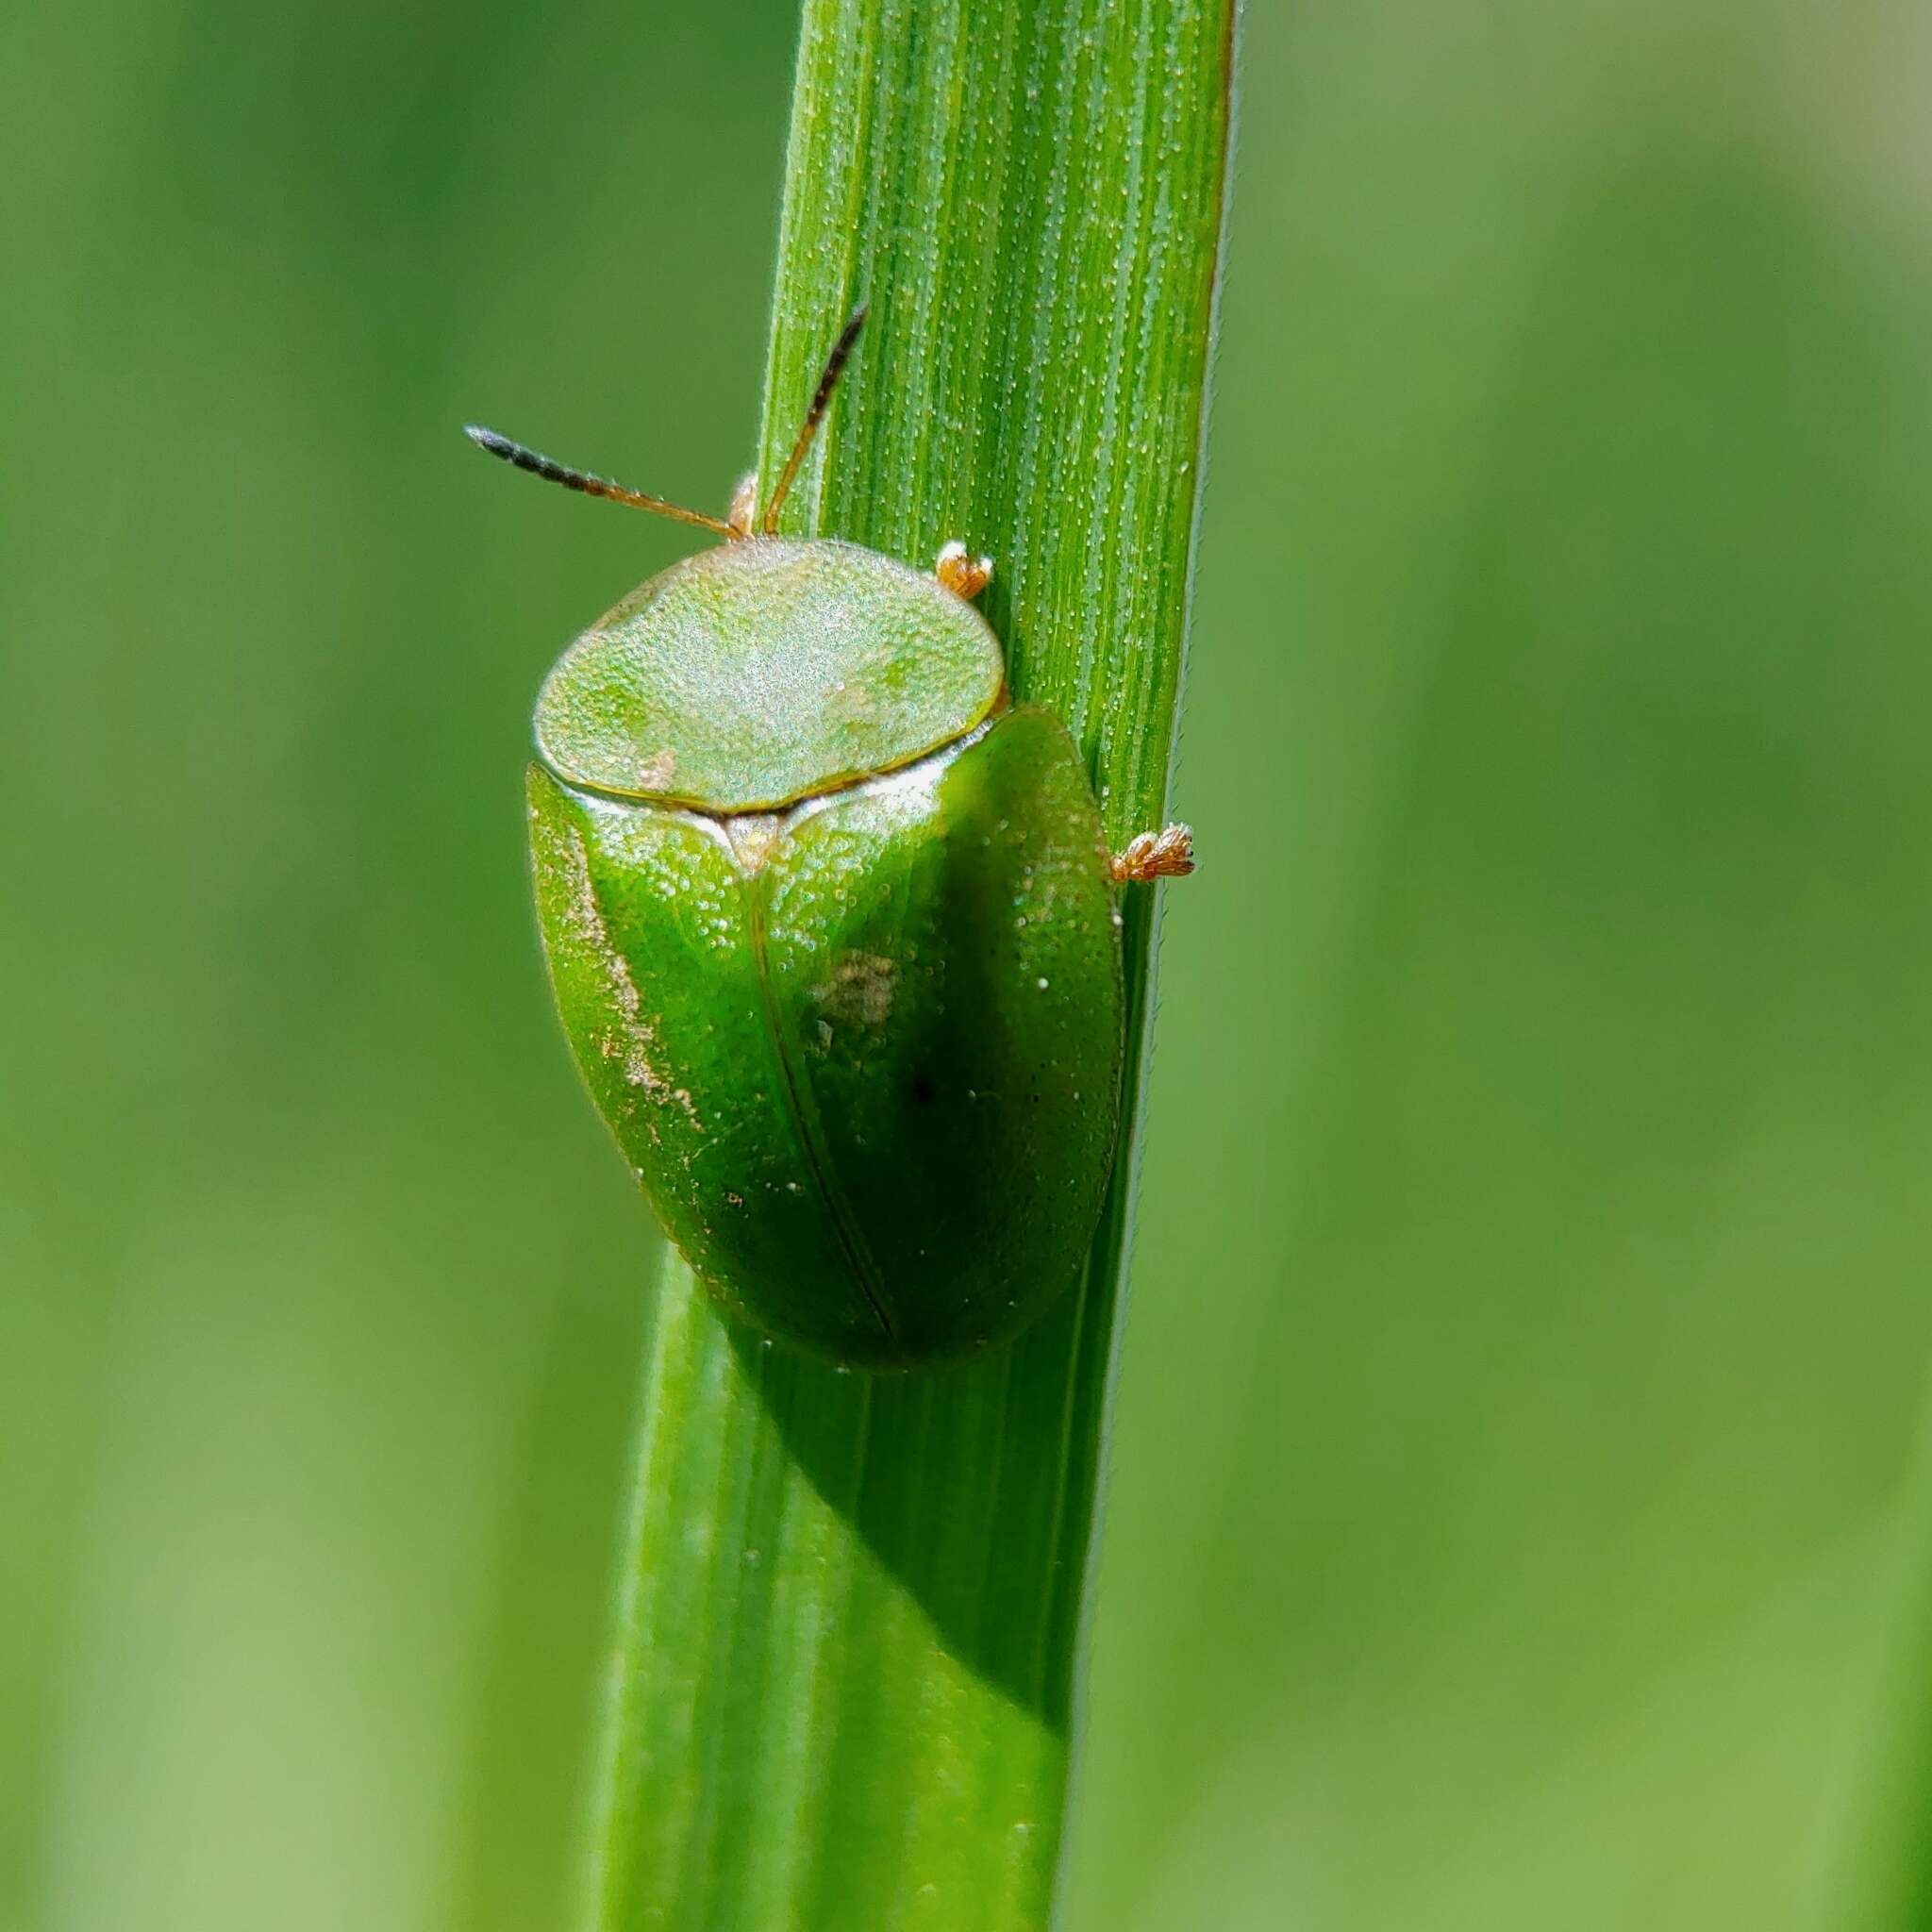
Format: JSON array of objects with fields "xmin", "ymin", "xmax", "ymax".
[{"xmin": 6, "ymin": 1, "xmax": 1932, "ymax": 1927}]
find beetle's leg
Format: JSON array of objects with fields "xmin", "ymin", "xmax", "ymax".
[
  {"xmin": 935, "ymin": 540, "xmax": 993, "ymax": 600},
  {"xmin": 726, "ymin": 471, "xmax": 758, "ymax": 539},
  {"xmin": 1110, "ymin": 824, "xmax": 1195, "ymax": 884}
]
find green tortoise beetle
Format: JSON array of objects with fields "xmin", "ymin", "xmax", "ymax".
[{"xmin": 470, "ymin": 311, "xmax": 1193, "ymax": 1369}]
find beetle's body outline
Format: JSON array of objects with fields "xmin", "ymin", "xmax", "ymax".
[{"xmin": 473, "ymin": 312, "xmax": 1191, "ymax": 1369}]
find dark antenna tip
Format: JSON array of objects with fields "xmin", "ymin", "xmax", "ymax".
[
  {"xmin": 460, "ymin": 421, "xmax": 733, "ymax": 537},
  {"xmin": 762, "ymin": 305, "xmax": 871, "ymax": 536}
]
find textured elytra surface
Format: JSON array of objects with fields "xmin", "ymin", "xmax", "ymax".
[
  {"xmin": 534, "ymin": 537, "xmax": 1006, "ymax": 812},
  {"xmin": 527, "ymin": 705, "xmax": 1124, "ymax": 1367}
]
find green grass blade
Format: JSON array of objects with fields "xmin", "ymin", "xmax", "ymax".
[
  {"xmin": 1817, "ymin": 1406, "xmax": 1932, "ymax": 1931},
  {"xmin": 583, "ymin": 2, "xmax": 1235, "ymax": 1924}
]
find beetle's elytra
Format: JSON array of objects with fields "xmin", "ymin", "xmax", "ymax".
[{"xmin": 471, "ymin": 311, "xmax": 1192, "ymax": 1369}]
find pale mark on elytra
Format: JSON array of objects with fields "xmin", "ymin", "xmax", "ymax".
[
  {"xmin": 809, "ymin": 950, "xmax": 898, "ymax": 1029},
  {"xmin": 558, "ymin": 823, "xmax": 706, "ymax": 1134}
]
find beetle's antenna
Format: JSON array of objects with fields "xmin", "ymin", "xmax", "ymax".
[
  {"xmin": 762, "ymin": 305, "xmax": 867, "ymax": 536},
  {"xmin": 464, "ymin": 426, "xmax": 735, "ymax": 537}
]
